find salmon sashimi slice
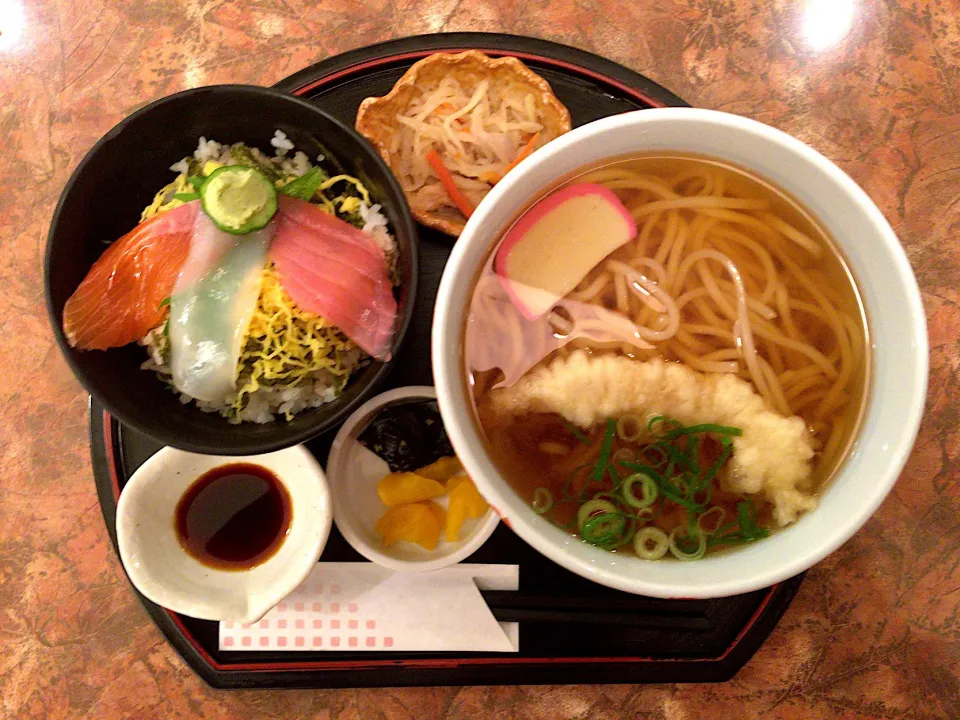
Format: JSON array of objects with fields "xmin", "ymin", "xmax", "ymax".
[
  {"xmin": 270, "ymin": 196, "xmax": 398, "ymax": 361},
  {"xmin": 62, "ymin": 201, "xmax": 199, "ymax": 350}
]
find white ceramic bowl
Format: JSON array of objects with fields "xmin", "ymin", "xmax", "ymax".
[
  {"xmin": 327, "ymin": 386, "xmax": 499, "ymax": 571},
  {"xmin": 432, "ymin": 107, "xmax": 928, "ymax": 599},
  {"xmin": 116, "ymin": 445, "xmax": 332, "ymax": 622}
]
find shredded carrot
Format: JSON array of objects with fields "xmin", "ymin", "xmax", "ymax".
[
  {"xmin": 502, "ymin": 131, "xmax": 541, "ymax": 178},
  {"xmin": 426, "ymin": 149, "xmax": 474, "ymax": 219},
  {"xmin": 481, "ymin": 132, "xmax": 542, "ymax": 186}
]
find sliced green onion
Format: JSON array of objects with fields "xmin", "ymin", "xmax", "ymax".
[
  {"xmin": 562, "ymin": 464, "xmax": 594, "ymax": 500},
  {"xmin": 661, "ymin": 422, "xmax": 744, "ymax": 441},
  {"xmin": 634, "ymin": 506, "xmax": 656, "ymax": 523},
  {"xmin": 561, "ymin": 419, "xmax": 590, "ymax": 445},
  {"xmin": 640, "ymin": 443, "xmax": 669, "ymax": 466},
  {"xmin": 620, "ymin": 462, "xmax": 697, "ymax": 511},
  {"xmin": 591, "ymin": 418, "xmax": 617, "ymax": 481},
  {"xmin": 633, "ymin": 526, "xmax": 669, "ymax": 560},
  {"xmin": 577, "ymin": 498, "xmax": 618, "ymax": 531},
  {"xmin": 606, "ymin": 464, "xmax": 622, "ymax": 491},
  {"xmin": 616, "ymin": 414, "xmax": 644, "ymax": 442},
  {"xmin": 611, "ymin": 447, "xmax": 637, "ymax": 468},
  {"xmin": 648, "ymin": 416, "xmax": 682, "ymax": 435},
  {"xmin": 673, "ymin": 477, "xmax": 690, "ymax": 499},
  {"xmin": 691, "ymin": 484, "xmax": 713, "ymax": 509},
  {"xmin": 683, "ymin": 434, "xmax": 701, "ymax": 476},
  {"xmin": 695, "ymin": 441, "xmax": 732, "ymax": 489},
  {"xmin": 622, "ymin": 473, "xmax": 658, "ymax": 509},
  {"xmin": 668, "ymin": 526, "xmax": 707, "ymax": 561},
  {"xmin": 697, "ymin": 507, "xmax": 726, "ymax": 535},
  {"xmin": 580, "ymin": 512, "xmax": 626, "ymax": 548},
  {"xmin": 532, "ymin": 487, "xmax": 553, "ymax": 515},
  {"xmin": 616, "ymin": 514, "xmax": 638, "ymax": 548},
  {"xmin": 736, "ymin": 500, "xmax": 770, "ymax": 542}
]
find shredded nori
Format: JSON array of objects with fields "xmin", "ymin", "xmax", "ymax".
[
  {"xmin": 229, "ymin": 144, "xmax": 284, "ymax": 183},
  {"xmin": 340, "ymin": 208, "xmax": 365, "ymax": 230},
  {"xmin": 357, "ymin": 400, "xmax": 454, "ymax": 472}
]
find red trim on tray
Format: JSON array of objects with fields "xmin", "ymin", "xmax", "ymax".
[
  {"xmin": 102, "ymin": 394, "xmax": 775, "ymax": 672},
  {"xmin": 169, "ymin": 591, "xmax": 774, "ymax": 672},
  {"xmin": 290, "ymin": 49, "xmax": 668, "ymax": 109},
  {"xmin": 105, "ymin": 412, "xmax": 122, "ymax": 501}
]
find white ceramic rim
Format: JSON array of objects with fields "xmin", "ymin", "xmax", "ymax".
[
  {"xmin": 116, "ymin": 444, "xmax": 332, "ymax": 622},
  {"xmin": 326, "ymin": 385, "xmax": 500, "ymax": 572},
  {"xmin": 432, "ymin": 107, "xmax": 928, "ymax": 598}
]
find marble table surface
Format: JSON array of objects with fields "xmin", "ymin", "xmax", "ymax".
[{"xmin": 1, "ymin": 0, "xmax": 958, "ymax": 717}]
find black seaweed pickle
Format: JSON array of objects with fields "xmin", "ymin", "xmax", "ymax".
[{"xmin": 357, "ymin": 400, "xmax": 455, "ymax": 472}]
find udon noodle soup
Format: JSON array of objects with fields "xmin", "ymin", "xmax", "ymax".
[{"xmin": 465, "ymin": 154, "xmax": 869, "ymax": 561}]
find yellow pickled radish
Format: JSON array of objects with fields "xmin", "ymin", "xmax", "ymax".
[
  {"xmin": 445, "ymin": 495, "xmax": 467, "ymax": 543},
  {"xmin": 415, "ymin": 456, "xmax": 463, "ymax": 482},
  {"xmin": 374, "ymin": 503, "xmax": 441, "ymax": 550},
  {"xmin": 446, "ymin": 473, "xmax": 467, "ymax": 492},
  {"xmin": 445, "ymin": 476, "xmax": 489, "ymax": 541},
  {"xmin": 424, "ymin": 500, "xmax": 446, "ymax": 528},
  {"xmin": 376, "ymin": 472, "xmax": 445, "ymax": 507},
  {"xmin": 463, "ymin": 478, "xmax": 490, "ymax": 518}
]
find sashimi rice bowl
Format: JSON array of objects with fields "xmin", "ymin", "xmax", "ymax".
[{"xmin": 61, "ymin": 131, "xmax": 400, "ymax": 424}]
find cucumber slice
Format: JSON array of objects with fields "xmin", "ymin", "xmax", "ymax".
[{"xmin": 199, "ymin": 165, "xmax": 278, "ymax": 234}]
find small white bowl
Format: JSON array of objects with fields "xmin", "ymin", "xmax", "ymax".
[
  {"xmin": 432, "ymin": 107, "xmax": 928, "ymax": 599},
  {"xmin": 116, "ymin": 445, "xmax": 332, "ymax": 623},
  {"xmin": 327, "ymin": 386, "xmax": 499, "ymax": 571}
]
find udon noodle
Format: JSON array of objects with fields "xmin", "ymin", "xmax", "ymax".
[{"xmin": 465, "ymin": 154, "xmax": 869, "ymax": 557}]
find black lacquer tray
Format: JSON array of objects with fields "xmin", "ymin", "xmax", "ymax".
[{"xmin": 90, "ymin": 32, "xmax": 803, "ymax": 689}]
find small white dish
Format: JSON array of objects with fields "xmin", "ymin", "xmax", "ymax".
[
  {"xmin": 116, "ymin": 445, "xmax": 332, "ymax": 623},
  {"xmin": 327, "ymin": 386, "xmax": 499, "ymax": 572}
]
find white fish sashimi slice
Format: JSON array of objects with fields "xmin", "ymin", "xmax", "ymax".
[{"xmin": 169, "ymin": 212, "xmax": 273, "ymax": 402}]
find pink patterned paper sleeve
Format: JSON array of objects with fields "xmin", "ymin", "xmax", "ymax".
[{"xmin": 218, "ymin": 563, "xmax": 519, "ymax": 652}]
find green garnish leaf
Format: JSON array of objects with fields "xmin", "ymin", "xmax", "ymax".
[
  {"xmin": 186, "ymin": 176, "xmax": 206, "ymax": 189},
  {"xmin": 278, "ymin": 167, "xmax": 329, "ymax": 202},
  {"xmin": 173, "ymin": 192, "xmax": 200, "ymax": 202}
]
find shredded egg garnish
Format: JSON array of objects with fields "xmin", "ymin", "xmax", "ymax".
[{"xmin": 232, "ymin": 265, "xmax": 358, "ymax": 418}]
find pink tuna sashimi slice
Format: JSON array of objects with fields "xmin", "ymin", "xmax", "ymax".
[
  {"xmin": 278, "ymin": 195, "xmax": 385, "ymax": 266},
  {"xmin": 270, "ymin": 196, "xmax": 398, "ymax": 360}
]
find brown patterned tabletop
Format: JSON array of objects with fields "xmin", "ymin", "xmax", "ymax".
[{"xmin": 2, "ymin": 1, "xmax": 958, "ymax": 718}]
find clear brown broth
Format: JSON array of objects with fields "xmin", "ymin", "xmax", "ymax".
[{"xmin": 462, "ymin": 153, "xmax": 871, "ymax": 554}]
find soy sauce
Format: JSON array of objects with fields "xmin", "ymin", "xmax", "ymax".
[{"xmin": 175, "ymin": 463, "xmax": 292, "ymax": 570}]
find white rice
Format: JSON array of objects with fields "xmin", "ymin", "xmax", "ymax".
[
  {"xmin": 270, "ymin": 129, "xmax": 295, "ymax": 155},
  {"xmin": 358, "ymin": 201, "xmax": 396, "ymax": 266},
  {"xmin": 193, "ymin": 136, "xmax": 223, "ymax": 162},
  {"xmin": 142, "ymin": 133, "xmax": 395, "ymax": 424}
]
